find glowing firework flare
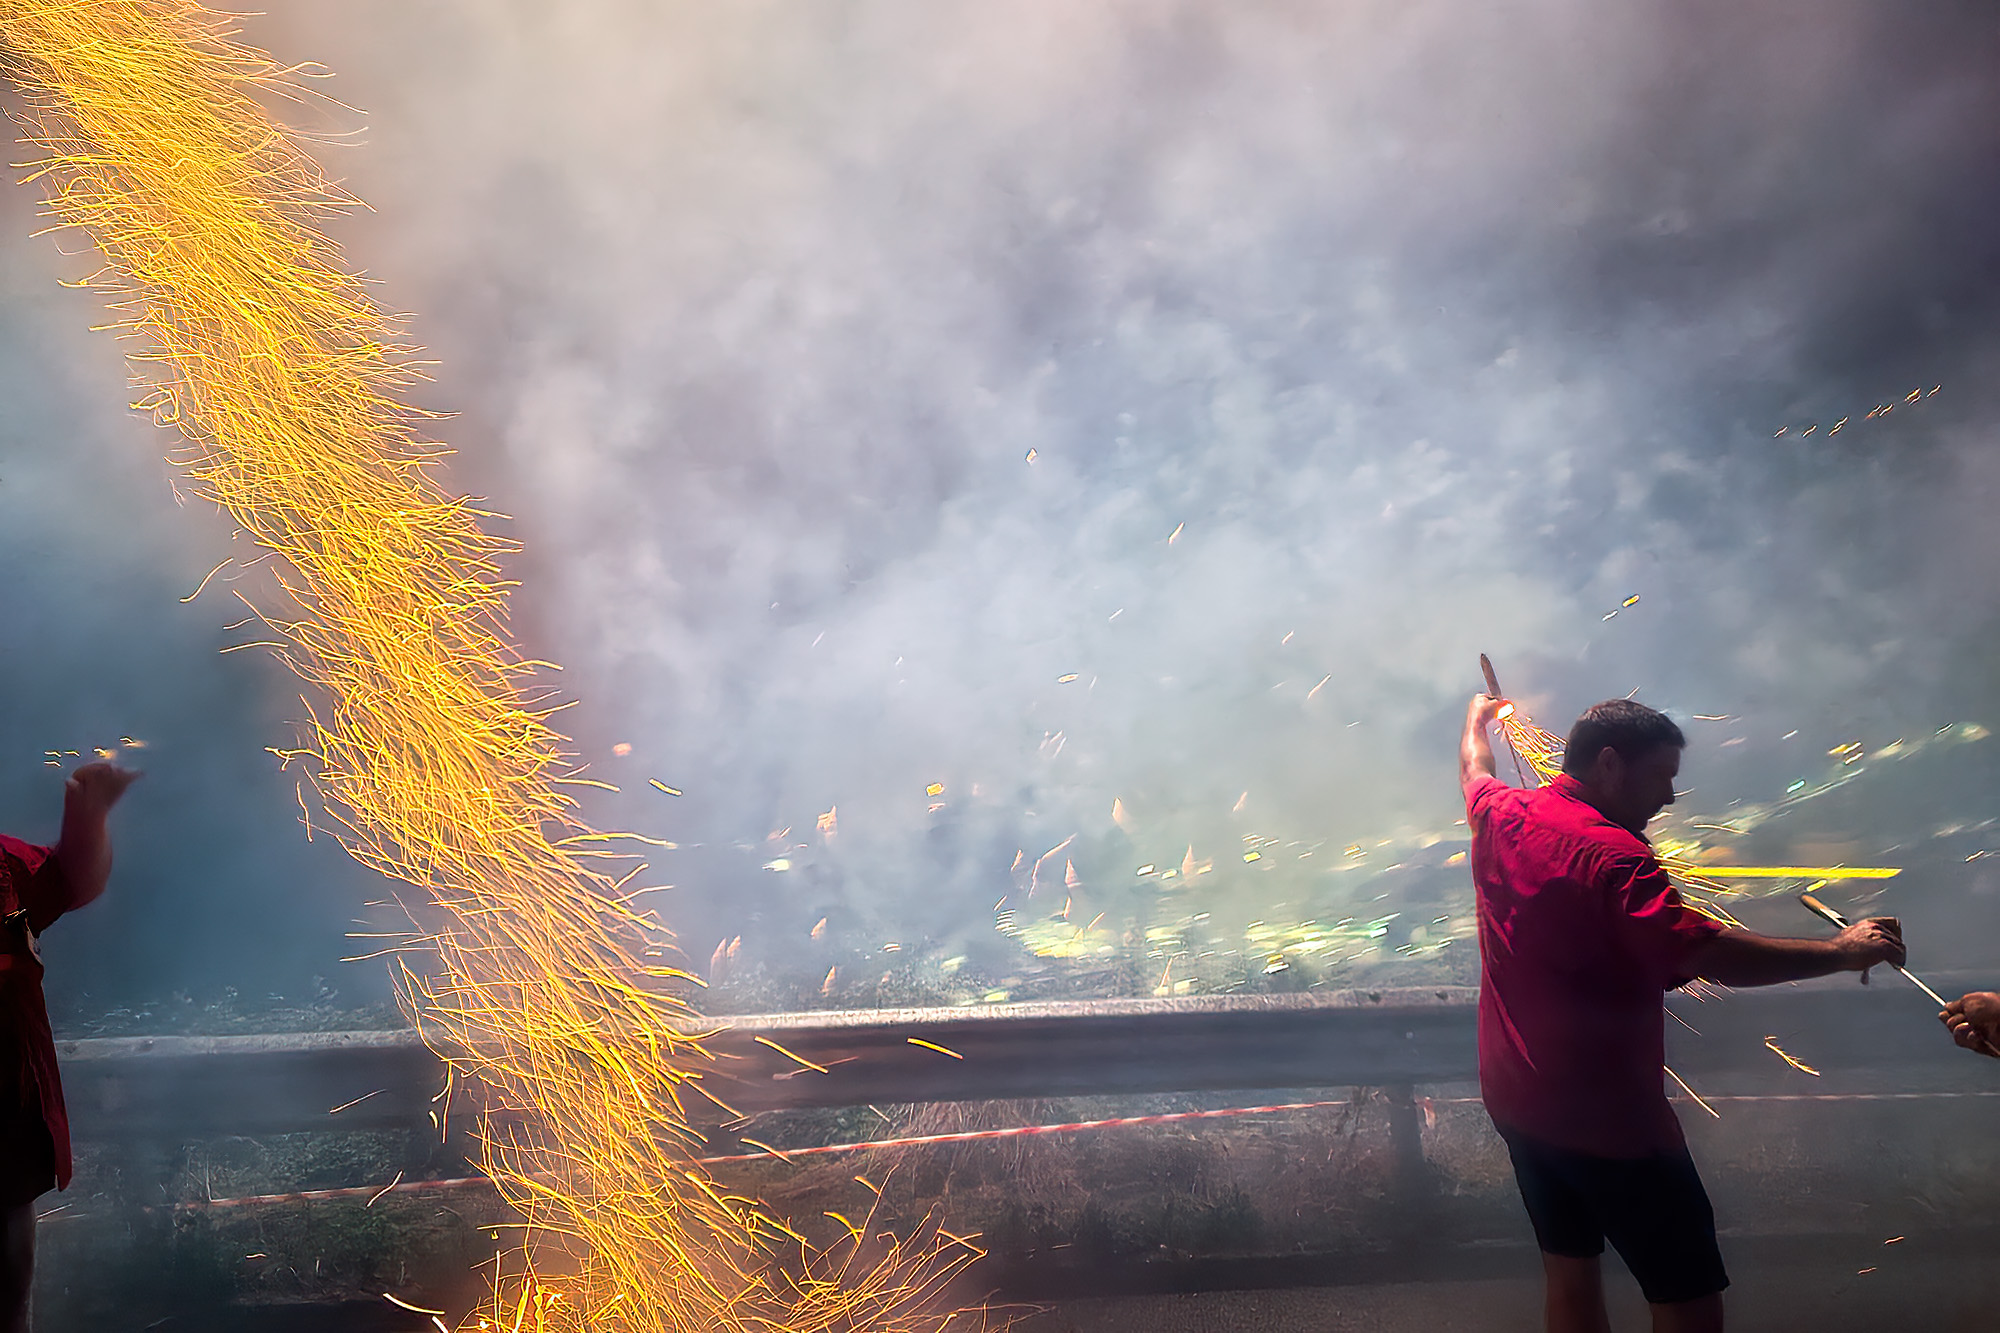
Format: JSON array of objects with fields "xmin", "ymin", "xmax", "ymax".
[{"xmin": 0, "ymin": 3, "xmax": 980, "ymax": 1329}]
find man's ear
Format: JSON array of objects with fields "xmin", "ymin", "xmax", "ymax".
[{"xmin": 1591, "ymin": 745, "xmax": 1623, "ymax": 786}]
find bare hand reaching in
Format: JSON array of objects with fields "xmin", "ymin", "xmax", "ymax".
[{"xmin": 1942, "ymin": 992, "xmax": 2000, "ymax": 1058}]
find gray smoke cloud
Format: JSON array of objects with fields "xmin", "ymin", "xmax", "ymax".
[{"xmin": 5, "ymin": 0, "xmax": 1998, "ymax": 1009}]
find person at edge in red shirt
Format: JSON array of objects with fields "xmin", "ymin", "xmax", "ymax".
[
  {"xmin": 1461, "ymin": 694, "xmax": 1905, "ymax": 1333},
  {"xmin": 2, "ymin": 759, "xmax": 140, "ymax": 1333}
]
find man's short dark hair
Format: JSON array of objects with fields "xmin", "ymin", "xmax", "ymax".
[{"xmin": 1561, "ymin": 699, "xmax": 1686, "ymax": 776}]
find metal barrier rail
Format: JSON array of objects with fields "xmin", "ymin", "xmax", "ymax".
[{"xmin": 54, "ymin": 975, "xmax": 1986, "ymax": 1139}]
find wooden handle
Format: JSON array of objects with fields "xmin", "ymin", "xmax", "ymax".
[
  {"xmin": 1799, "ymin": 892, "xmax": 1849, "ymax": 928},
  {"xmin": 1479, "ymin": 653, "xmax": 1502, "ymax": 698}
]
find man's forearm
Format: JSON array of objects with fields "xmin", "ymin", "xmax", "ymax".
[
  {"xmin": 1687, "ymin": 928, "xmax": 1847, "ymax": 988},
  {"xmin": 1460, "ymin": 703, "xmax": 1498, "ymax": 790},
  {"xmin": 54, "ymin": 805, "xmax": 113, "ymax": 909}
]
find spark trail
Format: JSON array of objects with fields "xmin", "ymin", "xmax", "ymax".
[{"xmin": 0, "ymin": 4, "xmax": 979, "ymax": 1329}]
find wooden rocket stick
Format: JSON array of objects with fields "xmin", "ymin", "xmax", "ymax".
[
  {"xmin": 1798, "ymin": 892, "xmax": 1945, "ymax": 1006},
  {"xmin": 1797, "ymin": 891, "xmax": 1996, "ymax": 1054},
  {"xmin": 1478, "ymin": 653, "xmax": 1529, "ymax": 787}
]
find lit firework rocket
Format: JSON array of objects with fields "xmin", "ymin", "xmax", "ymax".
[{"xmin": 0, "ymin": 4, "xmax": 980, "ymax": 1330}]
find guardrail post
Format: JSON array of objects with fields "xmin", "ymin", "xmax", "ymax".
[{"xmin": 1382, "ymin": 1083, "xmax": 1437, "ymax": 1228}]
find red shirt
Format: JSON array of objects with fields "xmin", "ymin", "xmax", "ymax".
[
  {"xmin": 0, "ymin": 835, "xmax": 77, "ymax": 1189},
  {"xmin": 1467, "ymin": 772, "xmax": 1721, "ymax": 1158}
]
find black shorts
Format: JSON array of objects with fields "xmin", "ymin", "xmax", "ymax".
[
  {"xmin": 0, "ymin": 1104, "xmax": 55, "ymax": 1209},
  {"xmin": 1498, "ymin": 1125, "xmax": 1729, "ymax": 1306}
]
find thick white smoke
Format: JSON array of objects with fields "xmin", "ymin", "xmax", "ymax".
[{"xmin": 5, "ymin": 0, "xmax": 1999, "ymax": 1002}]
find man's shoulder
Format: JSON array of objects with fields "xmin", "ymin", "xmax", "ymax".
[
  {"xmin": 1515, "ymin": 787, "xmax": 1657, "ymax": 872},
  {"xmin": 1529, "ymin": 785, "xmax": 1638, "ymax": 841},
  {"xmin": 0, "ymin": 834, "xmax": 49, "ymax": 866},
  {"xmin": 1562, "ymin": 821, "xmax": 1661, "ymax": 887}
]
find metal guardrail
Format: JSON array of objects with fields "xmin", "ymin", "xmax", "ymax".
[
  {"xmin": 56, "ymin": 986, "xmax": 1479, "ymax": 1137},
  {"xmin": 54, "ymin": 975, "xmax": 1986, "ymax": 1140}
]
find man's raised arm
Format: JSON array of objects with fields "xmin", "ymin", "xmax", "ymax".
[
  {"xmin": 53, "ymin": 761, "xmax": 141, "ymax": 911},
  {"xmin": 1460, "ymin": 693, "xmax": 1505, "ymax": 796}
]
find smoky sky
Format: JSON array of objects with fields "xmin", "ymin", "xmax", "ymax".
[{"xmin": 5, "ymin": 0, "xmax": 2000, "ymax": 1006}]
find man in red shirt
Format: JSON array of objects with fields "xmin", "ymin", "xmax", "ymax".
[
  {"xmin": 1461, "ymin": 694, "xmax": 1903, "ymax": 1333},
  {"xmin": 2, "ymin": 759, "xmax": 140, "ymax": 1333}
]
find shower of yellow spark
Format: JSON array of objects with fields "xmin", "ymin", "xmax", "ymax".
[
  {"xmin": 1496, "ymin": 708, "xmax": 1566, "ymax": 787},
  {"xmin": 0, "ymin": 4, "xmax": 980, "ymax": 1329}
]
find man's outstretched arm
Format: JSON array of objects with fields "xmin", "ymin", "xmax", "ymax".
[
  {"xmin": 1460, "ymin": 693, "xmax": 1506, "ymax": 796},
  {"xmin": 53, "ymin": 761, "xmax": 141, "ymax": 911},
  {"xmin": 1685, "ymin": 919, "xmax": 1905, "ymax": 988}
]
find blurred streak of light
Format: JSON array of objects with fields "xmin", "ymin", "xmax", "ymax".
[
  {"xmin": 699, "ymin": 1098, "xmax": 1359, "ymax": 1163},
  {"xmin": 1664, "ymin": 1066, "xmax": 1720, "ymax": 1119},
  {"xmin": 0, "ymin": 3, "xmax": 980, "ymax": 1329},
  {"xmin": 1762, "ymin": 1036, "xmax": 1821, "ymax": 1077},
  {"xmin": 1699, "ymin": 866, "xmax": 1899, "ymax": 880},
  {"xmin": 385, "ymin": 1293, "xmax": 449, "ymax": 1318}
]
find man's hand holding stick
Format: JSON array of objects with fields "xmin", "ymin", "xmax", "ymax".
[{"xmin": 1800, "ymin": 892, "xmax": 2000, "ymax": 1057}]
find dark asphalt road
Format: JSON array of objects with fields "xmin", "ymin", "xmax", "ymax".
[{"xmin": 1010, "ymin": 1240, "xmax": 2000, "ymax": 1332}]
